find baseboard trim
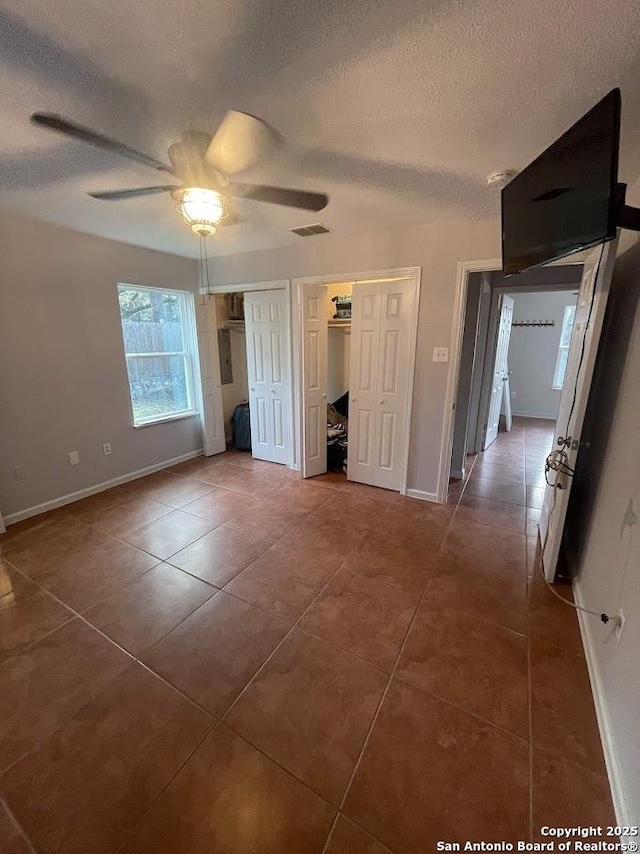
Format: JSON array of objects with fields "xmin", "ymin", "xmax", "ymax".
[
  {"xmin": 405, "ymin": 488, "xmax": 440, "ymax": 503},
  {"xmin": 573, "ymin": 579, "xmax": 629, "ymax": 825},
  {"xmin": 4, "ymin": 449, "xmax": 204, "ymax": 526},
  {"xmin": 511, "ymin": 410, "xmax": 558, "ymax": 420}
]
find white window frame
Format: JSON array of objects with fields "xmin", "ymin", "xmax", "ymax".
[
  {"xmin": 117, "ymin": 284, "xmax": 199, "ymax": 428},
  {"xmin": 552, "ymin": 304, "xmax": 577, "ymax": 390}
]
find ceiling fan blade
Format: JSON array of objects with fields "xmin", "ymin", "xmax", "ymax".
[
  {"xmin": 87, "ymin": 185, "xmax": 178, "ymax": 201},
  {"xmin": 227, "ymin": 182, "xmax": 328, "ymax": 211},
  {"xmin": 206, "ymin": 111, "xmax": 282, "ymax": 176},
  {"xmin": 31, "ymin": 113, "xmax": 173, "ymax": 173}
]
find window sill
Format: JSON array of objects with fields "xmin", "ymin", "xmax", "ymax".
[
  {"xmin": 550, "ymin": 386, "xmax": 563, "ymax": 391},
  {"xmin": 133, "ymin": 411, "xmax": 199, "ymax": 429}
]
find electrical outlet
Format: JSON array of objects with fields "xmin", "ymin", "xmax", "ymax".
[
  {"xmin": 615, "ymin": 609, "xmax": 626, "ymax": 642},
  {"xmin": 14, "ymin": 466, "xmax": 26, "ymax": 481},
  {"xmin": 511, "ymin": 391, "xmax": 516, "ymax": 398},
  {"xmin": 103, "ymin": 443, "xmax": 112, "ymax": 456},
  {"xmin": 68, "ymin": 451, "xmax": 80, "ymax": 465},
  {"xmin": 432, "ymin": 347, "xmax": 449, "ymax": 363}
]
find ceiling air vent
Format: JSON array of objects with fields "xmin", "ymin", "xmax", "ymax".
[{"xmin": 289, "ymin": 223, "xmax": 331, "ymax": 237}]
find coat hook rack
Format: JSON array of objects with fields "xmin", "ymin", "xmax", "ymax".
[{"xmin": 512, "ymin": 319, "xmax": 555, "ymax": 328}]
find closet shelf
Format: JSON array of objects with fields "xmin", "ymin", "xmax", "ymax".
[
  {"xmin": 328, "ymin": 320, "xmax": 351, "ymax": 328},
  {"xmin": 223, "ymin": 319, "xmax": 246, "ymax": 330}
]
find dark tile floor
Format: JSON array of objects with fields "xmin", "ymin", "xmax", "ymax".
[{"xmin": 0, "ymin": 418, "xmax": 614, "ymax": 853}]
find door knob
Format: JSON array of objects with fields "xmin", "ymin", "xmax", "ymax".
[
  {"xmin": 270, "ymin": 389, "xmax": 276, "ymax": 394},
  {"xmin": 378, "ymin": 399, "xmax": 384, "ymax": 404},
  {"xmin": 322, "ymin": 393, "xmax": 326, "ymax": 398},
  {"xmin": 250, "ymin": 388, "xmax": 255, "ymax": 392}
]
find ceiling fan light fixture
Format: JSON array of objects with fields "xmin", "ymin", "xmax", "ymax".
[{"xmin": 175, "ymin": 187, "xmax": 224, "ymax": 237}]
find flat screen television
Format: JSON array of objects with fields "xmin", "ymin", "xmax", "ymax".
[{"xmin": 502, "ymin": 88, "xmax": 621, "ymax": 276}]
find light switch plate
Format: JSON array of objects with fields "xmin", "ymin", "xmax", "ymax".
[
  {"xmin": 432, "ymin": 347, "xmax": 449, "ymax": 363},
  {"xmin": 69, "ymin": 451, "xmax": 80, "ymax": 465}
]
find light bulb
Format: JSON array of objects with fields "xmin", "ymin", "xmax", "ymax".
[{"xmin": 176, "ymin": 188, "xmax": 224, "ymax": 236}]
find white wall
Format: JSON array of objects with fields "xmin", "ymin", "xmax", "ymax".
[
  {"xmin": 505, "ymin": 290, "xmax": 578, "ymax": 419},
  {"xmin": 212, "ymin": 217, "xmax": 501, "ymax": 498},
  {"xmin": 572, "ymin": 236, "xmax": 640, "ymax": 825},
  {"xmin": 0, "ymin": 212, "xmax": 200, "ymax": 520},
  {"xmin": 326, "ymin": 282, "xmax": 352, "ymax": 403}
]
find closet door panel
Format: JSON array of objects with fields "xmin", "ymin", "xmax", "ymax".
[
  {"xmin": 301, "ymin": 285, "xmax": 328, "ymax": 477},
  {"xmin": 348, "ymin": 284, "xmax": 381, "ymax": 485},
  {"xmin": 245, "ymin": 290, "xmax": 292, "ymax": 464},
  {"xmin": 373, "ymin": 281, "xmax": 415, "ymax": 491}
]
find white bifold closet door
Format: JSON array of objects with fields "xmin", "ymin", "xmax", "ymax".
[
  {"xmin": 301, "ymin": 283, "xmax": 328, "ymax": 477},
  {"xmin": 349, "ymin": 279, "xmax": 415, "ymax": 491},
  {"xmin": 244, "ymin": 290, "xmax": 292, "ymax": 465}
]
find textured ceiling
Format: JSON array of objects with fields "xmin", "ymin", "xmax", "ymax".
[{"xmin": 1, "ymin": 0, "xmax": 640, "ymax": 258}]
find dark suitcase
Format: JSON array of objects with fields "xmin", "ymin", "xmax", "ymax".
[{"xmin": 232, "ymin": 402, "xmax": 252, "ymax": 451}]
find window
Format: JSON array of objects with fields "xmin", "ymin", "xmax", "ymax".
[
  {"xmin": 552, "ymin": 304, "xmax": 577, "ymax": 389},
  {"xmin": 117, "ymin": 285, "xmax": 197, "ymax": 426}
]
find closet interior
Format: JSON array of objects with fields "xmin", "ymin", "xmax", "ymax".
[
  {"xmin": 324, "ymin": 283, "xmax": 353, "ymax": 475},
  {"xmin": 215, "ymin": 292, "xmax": 250, "ymax": 449}
]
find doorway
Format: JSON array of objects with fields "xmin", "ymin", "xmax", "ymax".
[
  {"xmin": 204, "ymin": 280, "xmax": 295, "ymax": 468},
  {"xmin": 442, "ymin": 240, "xmax": 618, "ymax": 581},
  {"xmin": 449, "ymin": 264, "xmax": 583, "ymax": 487},
  {"xmin": 294, "ymin": 267, "xmax": 421, "ymax": 495}
]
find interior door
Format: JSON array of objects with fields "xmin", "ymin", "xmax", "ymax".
[
  {"xmin": 301, "ymin": 283, "xmax": 328, "ymax": 477},
  {"xmin": 349, "ymin": 279, "xmax": 415, "ymax": 491},
  {"xmin": 244, "ymin": 290, "xmax": 292, "ymax": 465},
  {"xmin": 484, "ymin": 294, "xmax": 514, "ymax": 448},
  {"xmin": 348, "ymin": 283, "xmax": 381, "ymax": 485},
  {"xmin": 469, "ymin": 277, "xmax": 493, "ymax": 454},
  {"xmin": 539, "ymin": 239, "xmax": 618, "ymax": 580},
  {"xmin": 194, "ymin": 295, "xmax": 226, "ymax": 456}
]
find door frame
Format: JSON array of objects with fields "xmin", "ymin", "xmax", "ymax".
[
  {"xmin": 438, "ymin": 254, "xmax": 590, "ymax": 503},
  {"xmin": 205, "ymin": 279, "xmax": 295, "ymax": 468},
  {"xmin": 292, "ymin": 267, "xmax": 422, "ymax": 493}
]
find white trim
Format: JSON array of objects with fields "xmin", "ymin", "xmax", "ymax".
[
  {"xmin": 511, "ymin": 409, "xmax": 558, "ymax": 419},
  {"xmin": 206, "ymin": 279, "xmax": 289, "ymax": 294},
  {"xmin": 436, "ymin": 259, "xmax": 501, "ymax": 503},
  {"xmin": 0, "ymin": 512, "xmax": 5, "ymax": 534},
  {"xmin": 3, "ymin": 449, "xmax": 204, "ymax": 526},
  {"xmin": 574, "ymin": 580, "xmax": 630, "ymax": 826},
  {"xmin": 405, "ymin": 488, "xmax": 439, "ymax": 503},
  {"xmin": 292, "ymin": 267, "xmax": 421, "ymax": 496},
  {"xmin": 132, "ymin": 410, "xmax": 199, "ymax": 428},
  {"xmin": 117, "ymin": 285, "xmax": 199, "ymax": 429}
]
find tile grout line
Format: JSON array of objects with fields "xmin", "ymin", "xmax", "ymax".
[
  {"xmin": 1, "ymin": 795, "xmax": 38, "ymax": 854},
  {"xmin": 219, "ymin": 535, "xmax": 367, "ymax": 725},
  {"xmin": 329, "ymin": 520, "xmax": 458, "ymax": 819},
  {"xmin": 327, "ymin": 557, "xmax": 439, "ymax": 836},
  {"xmin": 2, "ymin": 558, "xmax": 220, "ymax": 723},
  {"xmin": 330, "ymin": 484, "xmax": 536, "ymax": 845},
  {"xmin": 111, "ymin": 719, "xmax": 220, "ymax": 854}
]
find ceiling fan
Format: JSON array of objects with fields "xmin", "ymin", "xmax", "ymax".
[{"xmin": 30, "ymin": 110, "xmax": 329, "ymax": 237}]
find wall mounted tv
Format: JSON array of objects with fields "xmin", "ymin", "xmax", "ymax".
[{"xmin": 502, "ymin": 88, "xmax": 622, "ymax": 276}]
